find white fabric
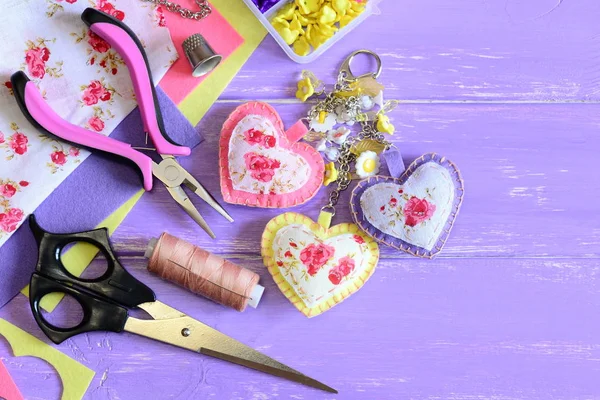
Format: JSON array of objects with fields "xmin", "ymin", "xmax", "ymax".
[
  {"xmin": 272, "ymin": 224, "xmax": 375, "ymax": 308},
  {"xmin": 0, "ymin": 0, "xmax": 176, "ymax": 247},
  {"xmin": 360, "ymin": 162, "xmax": 455, "ymax": 251},
  {"xmin": 228, "ymin": 114, "xmax": 311, "ymax": 194}
]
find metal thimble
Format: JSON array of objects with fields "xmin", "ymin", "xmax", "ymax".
[{"xmin": 182, "ymin": 34, "xmax": 222, "ymax": 78}]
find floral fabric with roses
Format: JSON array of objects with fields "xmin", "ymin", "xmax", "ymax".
[
  {"xmin": 228, "ymin": 115, "xmax": 311, "ymax": 195},
  {"xmin": 359, "ymin": 162, "xmax": 456, "ymax": 251},
  {"xmin": 272, "ymin": 224, "xmax": 376, "ymax": 308},
  {"xmin": 0, "ymin": 0, "xmax": 177, "ymax": 246}
]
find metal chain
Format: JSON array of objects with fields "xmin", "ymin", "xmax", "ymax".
[
  {"xmin": 141, "ymin": 0, "xmax": 211, "ymax": 20},
  {"xmin": 323, "ymin": 116, "xmax": 392, "ymax": 214}
]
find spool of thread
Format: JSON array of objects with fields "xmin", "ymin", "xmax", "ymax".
[{"xmin": 145, "ymin": 233, "xmax": 264, "ymax": 311}]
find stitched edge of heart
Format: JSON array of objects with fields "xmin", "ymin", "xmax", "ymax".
[
  {"xmin": 350, "ymin": 153, "xmax": 464, "ymax": 259},
  {"xmin": 219, "ymin": 102, "xmax": 325, "ymax": 208},
  {"xmin": 261, "ymin": 212, "xmax": 380, "ymax": 317}
]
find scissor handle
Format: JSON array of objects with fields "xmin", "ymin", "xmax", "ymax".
[
  {"xmin": 81, "ymin": 8, "xmax": 191, "ymax": 157},
  {"xmin": 29, "ymin": 215, "xmax": 156, "ymax": 308},
  {"xmin": 30, "ymin": 273, "xmax": 129, "ymax": 344},
  {"xmin": 10, "ymin": 71, "xmax": 155, "ymax": 191}
]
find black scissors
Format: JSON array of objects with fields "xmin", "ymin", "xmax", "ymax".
[{"xmin": 27, "ymin": 215, "xmax": 336, "ymax": 393}]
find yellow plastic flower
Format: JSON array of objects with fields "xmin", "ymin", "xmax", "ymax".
[
  {"xmin": 377, "ymin": 114, "xmax": 395, "ymax": 135},
  {"xmin": 324, "ymin": 162, "xmax": 339, "ymax": 186},
  {"xmin": 293, "ymin": 36, "xmax": 311, "ymax": 57},
  {"xmin": 296, "ymin": 76, "xmax": 315, "ymax": 102}
]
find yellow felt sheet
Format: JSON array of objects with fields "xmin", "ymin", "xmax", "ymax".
[{"xmin": 0, "ymin": 319, "xmax": 95, "ymax": 400}]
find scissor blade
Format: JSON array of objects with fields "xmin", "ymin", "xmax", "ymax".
[
  {"xmin": 182, "ymin": 173, "xmax": 234, "ymax": 223},
  {"xmin": 165, "ymin": 185, "xmax": 216, "ymax": 239},
  {"xmin": 201, "ymin": 347, "xmax": 337, "ymax": 394}
]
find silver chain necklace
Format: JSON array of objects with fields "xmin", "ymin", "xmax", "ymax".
[{"xmin": 142, "ymin": 0, "xmax": 212, "ymax": 20}]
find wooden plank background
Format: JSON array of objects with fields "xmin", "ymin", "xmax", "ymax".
[{"xmin": 2, "ymin": 0, "xmax": 600, "ymax": 399}]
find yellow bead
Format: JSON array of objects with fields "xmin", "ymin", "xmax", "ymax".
[
  {"xmin": 290, "ymin": 15, "xmax": 303, "ymax": 33},
  {"xmin": 296, "ymin": 0, "xmax": 320, "ymax": 15},
  {"xmin": 293, "ymin": 36, "xmax": 311, "ymax": 56}
]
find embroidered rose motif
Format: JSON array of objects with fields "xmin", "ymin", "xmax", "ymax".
[
  {"xmin": 353, "ymin": 234, "xmax": 365, "ymax": 245},
  {"xmin": 25, "ymin": 48, "xmax": 47, "ymax": 79},
  {"xmin": 10, "ymin": 133, "xmax": 29, "ymax": 156},
  {"xmin": 244, "ymin": 128, "xmax": 264, "ymax": 145},
  {"xmin": 69, "ymin": 147, "xmax": 80, "ymax": 157},
  {"xmin": 88, "ymin": 31, "xmax": 111, "ymax": 54},
  {"xmin": 337, "ymin": 256, "xmax": 355, "ymax": 276},
  {"xmin": 81, "ymin": 79, "xmax": 115, "ymax": 106},
  {"xmin": 88, "ymin": 116, "xmax": 105, "ymax": 132},
  {"xmin": 299, "ymin": 243, "xmax": 335, "ymax": 276},
  {"xmin": 389, "ymin": 197, "xmax": 398, "ymax": 207},
  {"xmin": 404, "ymin": 196, "xmax": 436, "ymax": 227},
  {"xmin": 4, "ymin": 81, "xmax": 13, "ymax": 96},
  {"xmin": 155, "ymin": 5, "xmax": 167, "ymax": 27},
  {"xmin": 327, "ymin": 256, "xmax": 356, "ymax": 285},
  {"xmin": 262, "ymin": 135, "xmax": 276, "ymax": 149},
  {"xmin": 243, "ymin": 152, "xmax": 281, "ymax": 183},
  {"xmin": 50, "ymin": 151, "xmax": 67, "ymax": 166},
  {"xmin": 284, "ymin": 250, "xmax": 293, "ymax": 258},
  {"xmin": 0, "ymin": 132, "xmax": 4, "ymax": 144},
  {"xmin": 328, "ymin": 268, "xmax": 343, "ymax": 285},
  {"xmin": 97, "ymin": 0, "xmax": 125, "ymax": 21},
  {"xmin": 22, "ymin": 39, "xmax": 63, "ymax": 79},
  {"xmin": 0, "ymin": 184, "xmax": 17, "ymax": 198},
  {"xmin": 0, "ymin": 208, "xmax": 24, "ymax": 234}
]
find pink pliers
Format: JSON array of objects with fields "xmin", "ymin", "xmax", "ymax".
[{"xmin": 11, "ymin": 8, "xmax": 233, "ymax": 239}]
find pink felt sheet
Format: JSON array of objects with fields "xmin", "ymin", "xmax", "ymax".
[{"xmin": 159, "ymin": 1, "xmax": 245, "ymax": 104}]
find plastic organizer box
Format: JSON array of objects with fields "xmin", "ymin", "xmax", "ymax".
[{"xmin": 241, "ymin": 0, "xmax": 382, "ymax": 64}]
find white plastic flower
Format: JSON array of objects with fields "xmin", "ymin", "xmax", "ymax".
[
  {"xmin": 325, "ymin": 147, "xmax": 340, "ymax": 162},
  {"xmin": 360, "ymin": 95, "xmax": 374, "ymax": 111},
  {"xmin": 315, "ymin": 138, "xmax": 328, "ymax": 152},
  {"xmin": 355, "ymin": 151, "xmax": 380, "ymax": 178},
  {"xmin": 327, "ymin": 127, "xmax": 351, "ymax": 145},
  {"xmin": 373, "ymin": 91, "xmax": 384, "ymax": 108},
  {"xmin": 309, "ymin": 112, "xmax": 337, "ymax": 133}
]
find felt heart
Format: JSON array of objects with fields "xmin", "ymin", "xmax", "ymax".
[
  {"xmin": 350, "ymin": 153, "xmax": 464, "ymax": 258},
  {"xmin": 219, "ymin": 102, "xmax": 324, "ymax": 208},
  {"xmin": 261, "ymin": 213, "xmax": 379, "ymax": 317}
]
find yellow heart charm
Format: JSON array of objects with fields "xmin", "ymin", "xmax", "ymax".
[
  {"xmin": 262, "ymin": 212, "xmax": 379, "ymax": 317},
  {"xmin": 377, "ymin": 114, "xmax": 395, "ymax": 135}
]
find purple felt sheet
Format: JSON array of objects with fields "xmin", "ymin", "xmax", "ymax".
[{"xmin": 0, "ymin": 87, "xmax": 202, "ymax": 308}]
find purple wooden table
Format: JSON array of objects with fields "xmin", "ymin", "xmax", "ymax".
[{"xmin": 2, "ymin": 1, "xmax": 600, "ymax": 398}]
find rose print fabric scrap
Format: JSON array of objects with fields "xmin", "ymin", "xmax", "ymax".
[
  {"xmin": 351, "ymin": 153, "xmax": 464, "ymax": 258},
  {"xmin": 0, "ymin": 87, "xmax": 202, "ymax": 308},
  {"xmin": 0, "ymin": 0, "xmax": 177, "ymax": 248}
]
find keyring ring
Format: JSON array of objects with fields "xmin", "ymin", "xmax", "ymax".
[{"xmin": 339, "ymin": 50, "xmax": 382, "ymax": 81}]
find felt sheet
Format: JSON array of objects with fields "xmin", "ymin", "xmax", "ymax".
[
  {"xmin": 159, "ymin": 0, "xmax": 245, "ymax": 104},
  {"xmin": 0, "ymin": 88, "xmax": 202, "ymax": 308},
  {"xmin": 0, "ymin": 0, "xmax": 177, "ymax": 248},
  {"xmin": 178, "ymin": 0, "xmax": 268, "ymax": 124},
  {"xmin": 0, "ymin": 318, "xmax": 94, "ymax": 400},
  {"xmin": 0, "ymin": 360, "xmax": 23, "ymax": 400}
]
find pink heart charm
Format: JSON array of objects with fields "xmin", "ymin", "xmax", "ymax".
[{"xmin": 219, "ymin": 102, "xmax": 324, "ymax": 208}]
